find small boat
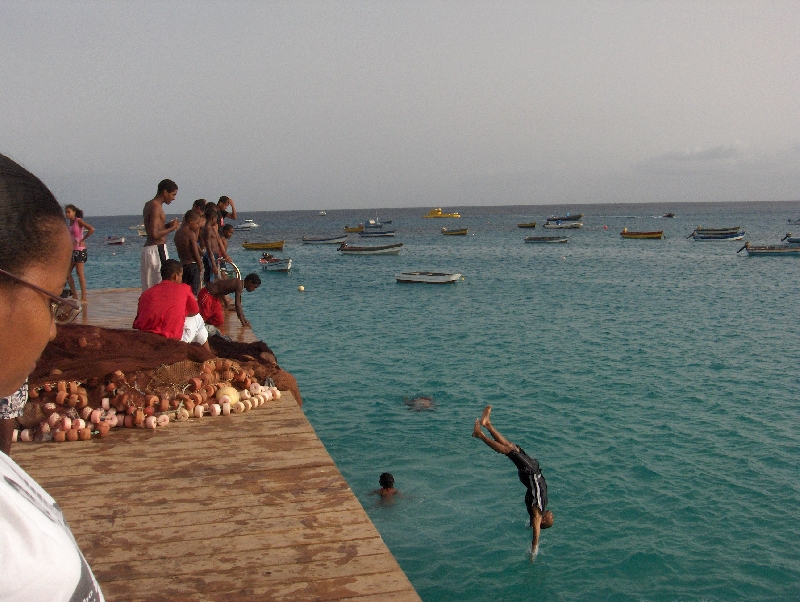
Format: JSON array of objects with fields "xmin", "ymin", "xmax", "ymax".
[
  {"xmin": 423, "ymin": 207, "xmax": 461, "ymax": 218},
  {"xmin": 364, "ymin": 217, "xmax": 391, "ymax": 228},
  {"xmin": 232, "ymin": 219, "xmax": 259, "ymax": 231},
  {"xmin": 547, "ymin": 213, "xmax": 583, "ymax": 222},
  {"xmin": 692, "ymin": 226, "xmax": 742, "ymax": 233},
  {"xmin": 104, "ymin": 236, "xmax": 125, "ymax": 245},
  {"xmin": 344, "ymin": 223, "xmax": 364, "ymax": 232},
  {"xmin": 318, "ymin": 211, "xmax": 327, "ymax": 216},
  {"xmin": 525, "ymin": 236, "xmax": 568, "ymax": 243},
  {"xmin": 395, "ymin": 272, "xmax": 462, "ymax": 284},
  {"xmin": 691, "ymin": 231, "xmax": 744, "ymax": 241},
  {"xmin": 242, "ymin": 240, "xmax": 286, "ymax": 250},
  {"xmin": 259, "ymin": 253, "xmax": 292, "ymax": 271},
  {"xmin": 137, "ymin": 228, "xmax": 147, "ymax": 237},
  {"xmin": 688, "ymin": 226, "xmax": 744, "ymax": 240},
  {"xmin": 544, "ymin": 221, "xmax": 583, "ymax": 229},
  {"xmin": 788, "ymin": 218, "xmax": 800, "ymax": 225},
  {"xmin": 661, "ymin": 213, "xmax": 676, "ymax": 218},
  {"xmin": 357, "ymin": 229, "xmax": 395, "ymax": 237},
  {"xmin": 516, "ymin": 222, "xmax": 537, "ymax": 228},
  {"xmin": 782, "ymin": 233, "xmax": 800, "ymax": 245},
  {"xmin": 302, "ymin": 234, "xmax": 348, "ymax": 244},
  {"xmin": 441, "ymin": 228, "xmax": 468, "ymax": 235},
  {"xmin": 338, "ymin": 242, "xmax": 403, "ymax": 255},
  {"xmin": 128, "ymin": 223, "xmax": 144, "ymax": 230},
  {"xmin": 620, "ymin": 228, "xmax": 664, "ymax": 239},
  {"xmin": 737, "ymin": 242, "xmax": 800, "ymax": 256}
]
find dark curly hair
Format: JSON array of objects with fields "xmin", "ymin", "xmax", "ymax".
[{"xmin": 0, "ymin": 154, "xmax": 65, "ymax": 276}]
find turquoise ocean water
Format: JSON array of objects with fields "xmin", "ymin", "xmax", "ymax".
[{"xmin": 84, "ymin": 203, "xmax": 799, "ymax": 601}]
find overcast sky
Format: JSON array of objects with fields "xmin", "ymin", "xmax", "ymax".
[{"xmin": 2, "ymin": 1, "xmax": 799, "ymax": 216}]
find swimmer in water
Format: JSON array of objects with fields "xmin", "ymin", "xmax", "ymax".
[
  {"xmin": 370, "ymin": 472, "xmax": 400, "ymax": 503},
  {"xmin": 473, "ymin": 405, "xmax": 554, "ymax": 559}
]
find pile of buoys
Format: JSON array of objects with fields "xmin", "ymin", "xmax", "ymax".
[{"xmin": 13, "ymin": 358, "xmax": 281, "ymax": 444}]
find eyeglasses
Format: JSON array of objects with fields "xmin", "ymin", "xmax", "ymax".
[{"xmin": 0, "ymin": 268, "xmax": 82, "ymax": 324}]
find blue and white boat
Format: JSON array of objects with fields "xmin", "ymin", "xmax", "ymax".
[{"xmin": 302, "ymin": 234, "xmax": 348, "ymax": 244}]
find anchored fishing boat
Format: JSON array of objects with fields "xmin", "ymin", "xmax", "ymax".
[
  {"xmin": 302, "ymin": 234, "xmax": 348, "ymax": 244},
  {"xmin": 395, "ymin": 271, "xmax": 462, "ymax": 284},
  {"xmin": 337, "ymin": 242, "xmax": 403, "ymax": 255},
  {"xmin": 525, "ymin": 236, "xmax": 569, "ymax": 243},
  {"xmin": 259, "ymin": 253, "xmax": 292, "ymax": 271},
  {"xmin": 544, "ymin": 221, "xmax": 583, "ymax": 229},
  {"xmin": 737, "ymin": 242, "xmax": 800, "ymax": 256},
  {"xmin": 782, "ymin": 233, "xmax": 800, "ymax": 244},
  {"xmin": 688, "ymin": 226, "xmax": 744, "ymax": 240},
  {"xmin": 357, "ymin": 229, "xmax": 395, "ymax": 237},
  {"xmin": 344, "ymin": 223, "xmax": 364, "ymax": 232},
  {"xmin": 516, "ymin": 222, "xmax": 537, "ymax": 228},
  {"xmin": 104, "ymin": 236, "xmax": 125, "ymax": 245},
  {"xmin": 547, "ymin": 213, "xmax": 583, "ymax": 222},
  {"xmin": 423, "ymin": 207, "xmax": 461, "ymax": 218},
  {"xmin": 241, "ymin": 240, "xmax": 286, "ymax": 251},
  {"xmin": 441, "ymin": 228, "xmax": 468, "ymax": 235},
  {"xmin": 620, "ymin": 228, "xmax": 664, "ymax": 239}
]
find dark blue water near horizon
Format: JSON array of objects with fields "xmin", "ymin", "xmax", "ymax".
[{"xmin": 83, "ymin": 201, "xmax": 800, "ymax": 601}]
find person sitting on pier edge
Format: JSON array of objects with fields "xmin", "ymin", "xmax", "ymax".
[
  {"xmin": 133, "ymin": 259, "xmax": 210, "ymax": 351},
  {"xmin": 198, "ymin": 273, "xmax": 261, "ymax": 330}
]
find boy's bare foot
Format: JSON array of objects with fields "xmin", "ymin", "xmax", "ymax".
[
  {"xmin": 472, "ymin": 418, "xmax": 483, "ymax": 438},
  {"xmin": 480, "ymin": 405, "xmax": 492, "ymax": 427}
]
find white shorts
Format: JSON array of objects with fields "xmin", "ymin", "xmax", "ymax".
[
  {"xmin": 141, "ymin": 244, "xmax": 168, "ymax": 292},
  {"xmin": 182, "ymin": 314, "xmax": 208, "ymax": 345}
]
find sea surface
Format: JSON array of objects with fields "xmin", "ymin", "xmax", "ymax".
[{"xmin": 84, "ymin": 202, "xmax": 800, "ymax": 601}]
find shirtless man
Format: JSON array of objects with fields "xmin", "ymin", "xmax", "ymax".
[
  {"xmin": 200, "ymin": 206, "xmax": 234, "ymax": 284},
  {"xmin": 197, "ymin": 274, "xmax": 260, "ymax": 329},
  {"xmin": 174, "ymin": 210, "xmax": 205, "ymax": 296},
  {"xmin": 217, "ymin": 196, "xmax": 237, "ymax": 225},
  {"xmin": 141, "ymin": 179, "xmax": 179, "ymax": 291},
  {"xmin": 473, "ymin": 406, "xmax": 554, "ymax": 559}
]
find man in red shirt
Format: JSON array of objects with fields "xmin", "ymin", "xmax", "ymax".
[{"xmin": 133, "ymin": 259, "xmax": 210, "ymax": 351}]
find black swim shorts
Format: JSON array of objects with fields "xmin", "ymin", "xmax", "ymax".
[
  {"xmin": 72, "ymin": 249, "xmax": 88, "ymax": 264},
  {"xmin": 507, "ymin": 447, "xmax": 548, "ymax": 518},
  {"xmin": 182, "ymin": 262, "xmax": 202, "ymax": 296}
]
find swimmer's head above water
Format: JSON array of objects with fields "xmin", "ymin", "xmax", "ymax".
[{"xmin": 379, "ymin": 472, "xmax": 394, "ymax": 489}]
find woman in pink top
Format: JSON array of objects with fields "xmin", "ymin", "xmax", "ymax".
[{"xmin": 65, "ymin": 204, "xmax": 94, "ymax": 302}]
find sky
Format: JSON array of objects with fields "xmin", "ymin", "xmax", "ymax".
[{"xmin": 1, "ymin": 1, "xmax": 799, "ymax": 216}]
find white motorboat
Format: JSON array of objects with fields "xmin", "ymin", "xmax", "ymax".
[
  {"xmin": 233, "ymin": 219, "xmax": 259, "ymax": 231},
  {"xmin": 104, "ymin": 236, "xmax": 125, "ymax": 245},
  {"xmin": 543, "ymin": 221, "xmax": 583, "ymax": 229},
  {"xmin": 338, "ymin": 242, "xmax": 403, "ymax": 255},
  {"xmin": 395, "ymin": 271, "xmax": 462, "ymax": 284}
]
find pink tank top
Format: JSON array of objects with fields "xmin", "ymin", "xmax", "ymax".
[{"xmin": 69, "ymin": 220, "xmax": 85, "ymax": 250}]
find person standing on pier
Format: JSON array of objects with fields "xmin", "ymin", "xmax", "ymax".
[
  {"xmin": 473, "ymin": 405, "xmax": 554, "ymax": 559},
  {"xmin": 174, "ymin": 210, "xmax": 205, "ymax": 296},
  {"xmin": 0, "ymin": 153, "xmax": 104, "ymax": 601},
  {"xmin": 65, "ymin": 204, "xmax": 94, "ymax": 302},
  {"xmin": 217, "ymin": 195, "xmax": 237, "ymax": 225},
  {"xmin": 141, "ymin": 178, "xmax": 179, "ymax": 291}
]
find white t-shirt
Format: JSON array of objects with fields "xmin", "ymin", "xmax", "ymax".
[{"xmin": 0, "ymin": 452, "xmax": 104, "ymax": 601}]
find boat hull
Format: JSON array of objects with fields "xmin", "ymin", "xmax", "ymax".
[
  {"xmin": 395, "ymin": 272, "xmax": 462, "ymax": 284},
  {"xmin": 525, "ymin": 236, "xmax": 568, "ymax": 243},
  {"xmin": 516, "ymin": 222, "xmax": 537, "ymax": 228},
  {"xmin": 339, "ymin": 242, "xmax": 403, "ymax": 255},
  {"xmin": 441, "ymin": 228, "xmax": 468, "ymax": 235},
  {"xmin": 547, "ymin": 213, "xmax": 583, "ymax": 222},
  {"xmin": 302, "ymin": 235, "xmax": 348, "ymax": 244},
  {"xmin": 423, "ymin": 207, "xmax": 461, "ymax": 218},
  {"xmin": 242, "ymin": 240, "xmax": 285, "ymax": 250},
  {"xmin": 259, "ymin": 258, "xmax": 292, "ymax": 271},
  {"xmin": 544, "ymin": 222, "xmax": 583, "ymax": 229},
  {"xmin": 620, "ymin": 230, "xmax": 664, "ymax": 239},
  {"xmin": 692, "ymin": 233, "xmax": 744, "ymax": 240},
  {"xmin": 104, "ymin": 236, "xmax": 125, "ymax": 245},
  {"xmin": 741, "ymin": 245, "xmax": 800, "ymax": 256},
  {"xmin": 357, "ymin": 231, "xmax": 395, "ymax": 237},
  {"xmin": 343, "ymin": 224, "xmax": 364, "ymax": 232}
]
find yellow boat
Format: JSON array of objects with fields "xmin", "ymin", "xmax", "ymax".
[
  {"xmin": 441, "ymin": 228, "xmax": 468, "ymax": 235},
  {"xmin": 620, "ymin": 228, "xmax": 664, "ymax": 239},
  {"xmin": 423, "ymin": 207, "xmax": 461, "ymax": 218},
  {"xmin": 241, "ymin": 240, "xmax": 286, "ymax": 250},
  {"xmin": 344, "ymin": 223, "xmax": 364, "ymax": 232}
]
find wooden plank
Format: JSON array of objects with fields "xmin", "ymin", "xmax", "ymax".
[{"xmin": 10, "ymin": 289, "xmax": 420, "ymax": 601}]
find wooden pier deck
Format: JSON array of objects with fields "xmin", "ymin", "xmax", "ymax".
[{"xmin": 12, "ymin": 288, "xmax": 421, "ymax": 601}]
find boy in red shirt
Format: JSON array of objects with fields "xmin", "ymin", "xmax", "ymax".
[{"xmin": 133, "ymin": 259, "xmax": 210, "ymax": 351}]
